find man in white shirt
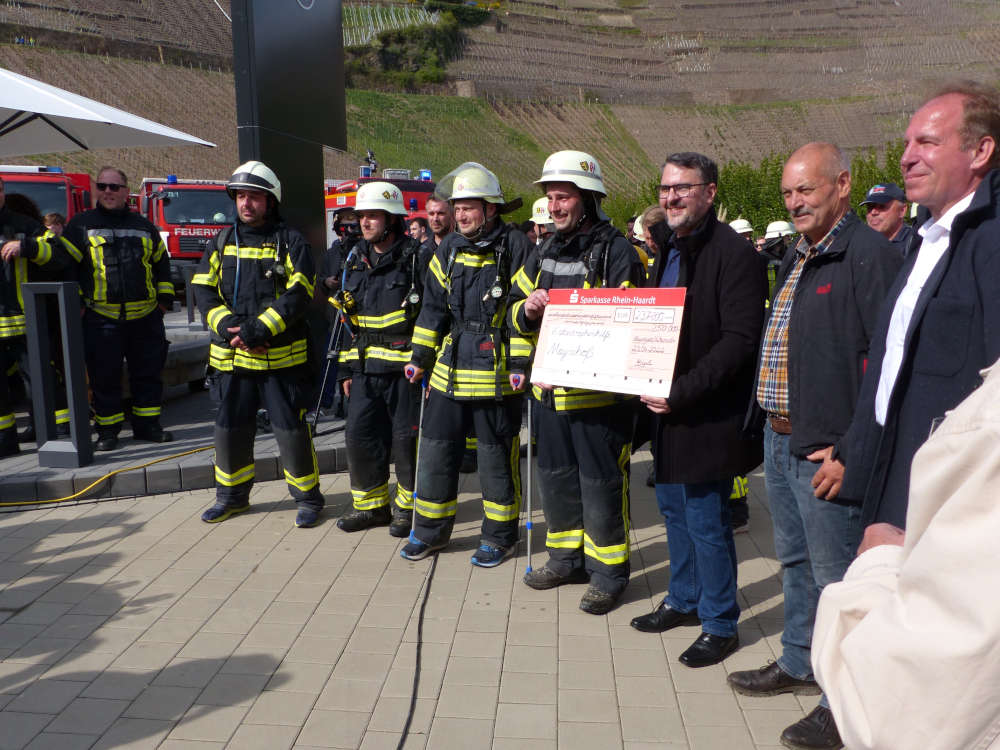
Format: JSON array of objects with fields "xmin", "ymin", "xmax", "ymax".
[{"xmin": 840, "ymin": 80, "xmax": 1000, "ymax": 530}]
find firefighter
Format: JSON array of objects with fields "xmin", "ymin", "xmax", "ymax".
[
  {"xmin": 333, "ymin": 182, "xmax": 426, "ymax": 537},
  {"xmin": 509, "ymin": 150, "xmax": 644, "ymax": 614},
  {"xmin": 0, "ymin": 177, "xmax": 76, "ymax": 456},
  {"xmin": 531, "ymin": 196, "xmax": 555, "ymax": 244},
  {"xmin": 401, "ymin": 162, "xmax": 532, "ymax": 567},
  {"xmin": 60, "ymin": 167, "xmax": 174, "ymax": 451},
  {"xmin": 192, "ymin": 161, "xmax": 325, "ymax": 527}
]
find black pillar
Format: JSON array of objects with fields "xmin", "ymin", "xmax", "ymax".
[{"xmin": 230, "ymin": 0, "xmax": 346, "ymax": 262}]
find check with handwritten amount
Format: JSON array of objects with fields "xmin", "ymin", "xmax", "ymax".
[{"xmin": 531, "ymin": 287, "xmax": 686, "ymax": 397}]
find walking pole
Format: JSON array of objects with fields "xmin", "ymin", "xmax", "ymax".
[
  {"xmin": 311, "ymin": 312, "xmax": 344, "ymax": 431},
  {"xmin": 525, "ymin": 395, "xmax": 534, "ymax": 573},
  {"xmin": 404, "ymin": 364, "xmax": 428, "ymax": 539}
]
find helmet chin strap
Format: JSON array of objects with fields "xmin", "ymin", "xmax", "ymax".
[{"xmin": 460, "ymin": 201, "xmax": 495, "ymax": 242}]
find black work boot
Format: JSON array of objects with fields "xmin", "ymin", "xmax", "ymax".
[
  {"xmin": 337, "ymin": 505, "xmax": 391, "ymax": 532},
  {"xmin": 95, "ymin": 430, "xmax": 119, "ymax": 452},
  {"xmin": 133, "ymin": 421, "xmax": 173, "ymax": 443},
  {"xmin": 389, "ymin": 508, "xmax": 413, "ymax": 538},
  {"xmin": 780, "ymin": 705, "xmax": 843, "ymax": 749}
]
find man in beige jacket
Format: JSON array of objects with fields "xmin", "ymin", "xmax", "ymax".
[{"xmin": 812, "ymin": 358, "xmax": 1000, "ymax": 750}]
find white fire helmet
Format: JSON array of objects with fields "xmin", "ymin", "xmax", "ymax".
[
  {"xmin": 227, "ymin": 160, "xmax": 281, "ymax": 203},
  {"xmin": 764, "ymin": 220, "xmax": 796, "ymax": 239},
  {"xmin": 633, "ymin": 220, "xmax": 646, "ymax": 243},
  {"xmin": 532, "ymin": 196, "xmax": 553, "ymax": 226},
  {"xmin": 436, "ymin": 162, "xmax": 506, "ymax": 204},
  {"xmin": 729, "ymin": 218, "xmax": 753, "ymax": 236},
  {"xmin": 534, "ymin": 150, "xmax": 607, "ymax": 197},
  {"xmin": 355, "ymin": 181, "xmax": 408, "ymax": 215}
]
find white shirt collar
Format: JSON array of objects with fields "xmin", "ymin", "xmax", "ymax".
[{"xmin": 918, "ymin": 191, "xmax": 976, "ymax": 241}]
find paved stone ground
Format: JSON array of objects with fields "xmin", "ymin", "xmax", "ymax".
[{"xmin": 0, "ymin": 456, "xmax": 812, "ymax": 750}]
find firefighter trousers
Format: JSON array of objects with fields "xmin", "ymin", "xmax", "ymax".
[
  {"xmin": 412, "ymin": 390, "xmax": 523, "ymax": 549},
  {"xmin": 83, "ymin": 309, "xmax": 168, "ymax": 436},
  {"xmin": 0, "ymin": 339, "xmax": 21, "ymax": 453},
  {"xmin": 211, "ymin": 367, "xmax": 324, "ymax": 510},
  {"xmin": 344, "ymin": 372, "xmax": 420, "ymax": 513},
  {"xmin": 535, "ymin": 403, "xmax": 632, "ymax": 596}
]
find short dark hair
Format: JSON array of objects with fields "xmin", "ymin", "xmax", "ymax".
[
  {"xmin": 662, "ymin": 152, "xmax": 718, "ymax": 186},
  {"xmin": 410, "ymin": 216, "xmax": 429, "ymax": 232},
  {"xmin": 926, "ymin": 80, "xmax": 1000, "ymax": 168}
]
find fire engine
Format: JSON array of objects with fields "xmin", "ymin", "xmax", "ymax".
[
  {"xmin": 137, "ymin": 175, "xmax": 232, "ymax": 289},
  {"xmin": 325, "ymin": 167, "xmax": 435, "ymax": 246},
  {"xmin": 0, "ymin": 165, "xmax": 92, "ymax": 218}
]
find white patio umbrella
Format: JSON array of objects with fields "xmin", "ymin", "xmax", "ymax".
[{"xmin": 0, "ymin": 66, "xmax": 215, "ymax": 157}]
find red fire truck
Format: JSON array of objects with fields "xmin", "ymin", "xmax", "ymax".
[
  {"xmin": 324, "ymin": 167, "xmax": 435, "ymax": 246},
  {"xmin": 0, "ymin": 165, "xmax": 92, "ymax": 218},
  {"xmin": 137, "ymin": 176, "xmax": 233, "ymax": 289}
]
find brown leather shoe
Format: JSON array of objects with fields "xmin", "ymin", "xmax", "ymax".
[
  {"xmin": 780, "ymin": 705, "xmax": 843, "ymax": 749},
  {"xmin": 727, "ymin": 661, "xmax": 821, "ymax": 697}
]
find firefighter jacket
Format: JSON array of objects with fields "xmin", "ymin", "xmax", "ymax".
[
  {"xmin": 332, "ymin": 234, "xmax": 428, "ymax": 377},
  {"xmin": 410, "ymin": 221, "xmax": 532, "ymax": 400},
  {"xmin": 509, "ymin": 220, "xmax": 644, "ymax": 411},
  {"xmin": 61, "ymin": 205, "xmax": 173, "ymax": 321},
  {"xmin": 0, "ymin": 207, "xmax": 75, "ymax": 340},
  {"xmin": 192, "ymin": 219, "xmax": 315, "ymax": 373}
]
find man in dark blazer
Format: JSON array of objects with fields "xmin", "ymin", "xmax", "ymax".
[
  {"xmin": 630, "ymin": 152, "xmax": 767, "ymax": 668},
  {"xmin": 841, "ymin": 81, "xmax": 1000, "ymax": 533}
]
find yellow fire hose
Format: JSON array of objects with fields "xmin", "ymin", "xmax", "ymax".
[{"xmin": 0, "ymin": 445, "xmax": 214, "ymax": 507}]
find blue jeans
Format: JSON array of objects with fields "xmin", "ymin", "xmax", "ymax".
[
  {"xmin": 764, "ymin": 425, "xmax": 861, "ymax": 680},
  {"xmin": 656, "ymin": 480, "xmax": 739, "ymax": 637}
]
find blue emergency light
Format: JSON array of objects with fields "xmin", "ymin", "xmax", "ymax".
[
  {"xmin": 167, "ymin": 174, "xmax": 178, "ymax": 184},
  {"xmin": 409, "ymin": 198, "xmax": 417, "ymax": 210},
  {"xmin": 418, "ymin": 169, "xmax": 432, "ymax": 182}
]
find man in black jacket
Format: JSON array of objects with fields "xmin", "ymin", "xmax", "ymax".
[
  {"xmin": 61, "ymin": 167, "xmax": 175, "ymax": 451},
  {"xmin": 629, "ymin": 152, "xmax": 767, "ymax": 667},
  {"xmin": 727, "ymin": 143, "xmax": 901, "ymax": 750},
  {"xmin": 841, "ymin": 81, "xmax": 1000, "ymax": 531}
]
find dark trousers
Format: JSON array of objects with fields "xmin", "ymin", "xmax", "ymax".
[
  {"xmin": 83, "ymin": 309, "xmax": 168, "ymax": 435},
  {"xmin": 0, "ymin": 339, "xmax": 21, "ymax": 452},
  {"xmin": 212, "ymin": 367, "xmax": 324, "ymax": 510},
  {"xmin": 536, "ymin": 403, "xmax": 632, "ymax": 596},
  {"xmin": 412, "ymin": 390, "xmax": 523, "ymax": 548},
  {"xmin": 345, "ymin": 372, "xmax": 420, "ymax": 512}
]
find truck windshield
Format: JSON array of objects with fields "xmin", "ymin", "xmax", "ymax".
[
  {"xmin": 160, "ymin": 189, "xmax": 235, "ymax": 225},
  {"xmin": 3, "ymin": 180, "xmax": 67, "ymax": 217}
]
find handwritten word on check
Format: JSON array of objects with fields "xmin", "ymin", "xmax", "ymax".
[{"xmin": 531, "ymin": 287, "xmax": 686, "ymax": 397}]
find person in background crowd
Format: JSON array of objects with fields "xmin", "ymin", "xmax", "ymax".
[
  {"xmin": 860, "ymin": 182, "xmax": 915, "ymax": 256},
  {"xmin": 729, "ymin": 217, "xmax": 754, "ymax": 242},
  {"xmin": 408, "ymin": 216, "xmax": 429, "ymax": 243},
  {"xmin": 43, "ymin": 212, "xmax": 65, "ymax": 237},
  {"xmin": 60, "ymin": 166, "xmax": 174, "ymax": 451}
]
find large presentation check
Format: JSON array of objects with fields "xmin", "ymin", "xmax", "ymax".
[{"xmin": 531, "ymin": 287, "xmax": 686, "ymax": 397}]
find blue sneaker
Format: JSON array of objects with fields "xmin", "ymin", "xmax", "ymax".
[
  {"xmin": 470, "ymin": 543, "xmax": 514, "ymax": 568},
  {"xmin": 400, "ymin": 532, "xmax": 446, "ymax": 561},
  {"xmin": 201, "ymin": 501, "xmax": 250, "ymax": 524},
  {"xmin": 295, "ymin": 506, "xmax": 321, "ymax": 528}
]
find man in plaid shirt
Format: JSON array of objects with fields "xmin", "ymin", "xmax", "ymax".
[{"xmin": 727, "ymin": 143, "xmax": 902, "ymax": 750}]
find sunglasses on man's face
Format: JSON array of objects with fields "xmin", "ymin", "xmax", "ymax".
[{"xmin": 96, "ymin": 182, "xmax": 126, "ymax": 192}]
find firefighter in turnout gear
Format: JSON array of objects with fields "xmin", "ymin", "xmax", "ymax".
[
  {"xmin": 0, "ymin": 178, "xmax": 76, "ymax": 456},
  {"xmin": 333, "ymin": 182, "xmax": 427, "ymax": 537},
  {"xmin": 61, "ymin": 167, "xmax": 175, "ymax": 451},
  {"xmin": 509, "ymin": 150, "xmax": 644, "ymax": 614},
  {"xmin": 192, "ymin": 161, "xmax": 325, "ymax": 527},
  {"xmin": 400, "ymin": 163, "xmax": 532, "ymax": 567}
]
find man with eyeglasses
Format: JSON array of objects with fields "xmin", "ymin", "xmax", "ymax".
[
  {"xmin": 630, "ymin": 153, "xmax": 767, "ymax": 668},
  {"xmin": 61, "ymin": 166, "xmax": 175, "ymax": 451}
]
